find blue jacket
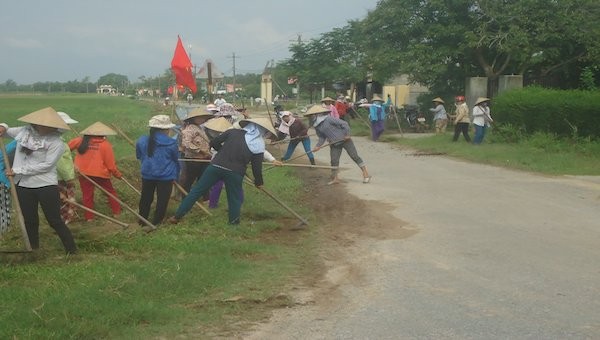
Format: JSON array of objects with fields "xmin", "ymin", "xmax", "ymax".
[
  {"xmin": 136, "ymin": 133, "xmax": 180, "ymax": 181},
  {"xmin": 369, "ymin": 97, "xmax": 392, "ymax": 122},
  {"xmin": 0, "ymin": 140, "xmax": 16, "ymax": 187}
]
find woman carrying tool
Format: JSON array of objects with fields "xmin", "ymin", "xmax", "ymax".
[
  {"xmin": 0, "ymin": 107, "xmax": 77, "ymax": 254},
  {"xmin": 278, "ymin": 111, "xmax": 316, "ymax": 165},
  {"xmin": 169, "ymin": 118, "xmax": 278, "ymax": 225},
  {"xmin": 136, "ymin": 115, "xmax": 180, "ymax": 226},
  {"xmin": 305, "ymin": 105, "xmax": 371, "ymax": 185},
  {"xmin": 68, "ymin": 122, "xmax": 122, "ymax": 221}
]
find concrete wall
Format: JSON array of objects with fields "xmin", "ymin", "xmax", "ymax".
[
  {"xmin": 465, "ymin": 77, "xmax": 488, "ymax": 112},
  {"xmin": 383, "ymin": 85, "xmax": 411, "ymax": 106},
  {"xmin": 385, "ymin": 75, "xmax": 428, "ymax": 106},
  {"xmin": 498, "ymin": 75, "xmax": 523, "ymax": 95},
  {"xmin": 261, "ymin": 75, "xmax": 272, "ymax": 104}
]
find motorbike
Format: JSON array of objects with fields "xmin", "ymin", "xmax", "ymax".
[{"xmin": 402, "ymin": 104, "xmax": 428, "ymax": 132}]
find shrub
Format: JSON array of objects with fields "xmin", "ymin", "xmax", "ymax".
[
  {"xmin": 493, "ymin": 87, "xmax": 600, "ymax": 138},
  {"xmin": 489, "ymin": 123, "xmax": 526, "ymax": 143}
]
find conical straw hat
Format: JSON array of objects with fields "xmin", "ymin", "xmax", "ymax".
[
  {"xmin": 475, "ymin": 97, "xmax": 490, "ymax": 105},
  {"xmin": 17, "ymin": 107, "xmax": 70, "ymax": 130},
  {"xmin": 371, "ymin": 94, "xmax": 384, "ymax": 102},
  {"xmin": 238, "ymin": 117, "xmax": 277, "ymax": 136},
  {"xmin": 303, "ymin": 104, "xmax": 330, "ymax": 116},
  {"xmin": 185, "ymin": 108, "xmax": 213, "ymax": 120},
  {"xmin": 80, "ymin": 122, "xmax": 116, "ymax": 136},
  {"xmin": 432, "ymin": 97, "xmax": 445, "ymax": 104},
  {"xmin": 204, "ymin": 117, "xmax": 232, "ymax": 132},
  {"xmin": 321, "ymin": 96, "xmax": 335, "ymax": 102}
]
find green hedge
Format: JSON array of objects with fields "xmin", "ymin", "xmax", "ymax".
[{"xmin": 493, "ymin": 87, "xmax": 600, "ymax": 138}]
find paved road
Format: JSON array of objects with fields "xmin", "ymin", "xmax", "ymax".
[{"xmin": 247, "ymin": 135, "xmax": 600, "ymax": 339}]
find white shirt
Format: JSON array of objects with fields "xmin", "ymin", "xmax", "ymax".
[
  {"xmin": 214, "ymin": 98, "xmax": 227, "ymax": 107},
  {"xmin": 472, "ymin": 105, "xmax": 492, "ymax": 127},
  {"xmin": 2, "ymin": 125, "xmax": 64, "ymax": 188}
]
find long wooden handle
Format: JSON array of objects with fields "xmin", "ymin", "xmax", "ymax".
[
  {"xmin": 77, "ymin": 171, "xmax": 157, "ymax": 230},
  {"xmin": 172, "ymin": 181, "xmax": 212, "ymax": 216},
  {"xmin": 263, "ymin": 138, "xmax": 344, "ymax": 172},
  {"xmin": 67, "ymin": 199, "xmax": 128, "ymax": 228},
  {"xmin": 121, "ymin": 176, "xmax": 141, "ymax": 196},
  {"xmin": 109, "ymin": 123, "xmax": 136, "ymax": 147},
  {"xmin": 243, "ymin": 176, "xmax": 308, "ymax": 226},
  {"xmin": 0, "ymin": 139, "xmax": 32, "ymax": 251},
  {"xmin": 350, "ymin": 106, "xmax": 372, "ymax": 129},
  {"xmin": 178, "ymin": 159, "xmax": 340, "ymax": 170},
  {"xmin": 270, "ymin": 134, "xmax": 316, "ymax": 145}
]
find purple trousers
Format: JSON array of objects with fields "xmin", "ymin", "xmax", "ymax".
[
  {"xmin": 371, "ymin": 120, "xmax": 385, "ymax": 141},
  {"xmin": 208, "ymin": 180, "xmax": 244, "ymax": 208}
]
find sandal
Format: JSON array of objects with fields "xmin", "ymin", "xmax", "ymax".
[
  {"xmin": 327, "ymin": 179, "xmax": 340, "ymax": 185},
  {"xmin": 362, "ymin": 176, "xmax": 372, "ymax": 184}
]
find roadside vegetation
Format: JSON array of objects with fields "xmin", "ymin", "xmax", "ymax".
[
  {"xmin": 1, "ymin": 92, "xmax": 598, "ymax": 338},
  {"xmin": 0, "ymin": 95, "xmax": 317, "ymax": 339},
  {"xmin": 387, "ymin": 132, "xmax": 600, "ymax": 176},
  {"xmin": 349, "ymin": 101, "xmax": 600, "ymax": 176}
]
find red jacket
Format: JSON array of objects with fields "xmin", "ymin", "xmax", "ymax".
[{"xmin": 335, "ymin": 101, "xmax": 348, "ymax": 117}]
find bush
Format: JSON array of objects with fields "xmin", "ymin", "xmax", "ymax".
[
  {"xmin": 493, "ymin": 87, "xmax": 600, "ymax": 139},
  {"xmin": 489, "ymin": 123, "xmax": 526, "ymax": 143}
]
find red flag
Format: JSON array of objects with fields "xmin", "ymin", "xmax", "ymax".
[{"xmin": 171, "ymin": 36, "xmax": 197, "ymax": 93}]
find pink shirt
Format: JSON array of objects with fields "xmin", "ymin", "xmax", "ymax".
[{"xmin": 325, "ymin": 104, "xmax": 339, "ymax": 119}]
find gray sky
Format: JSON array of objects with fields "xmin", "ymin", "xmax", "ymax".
[{"xmin": 1, "ymin": 0, "xmax": 379, "ymax": 84}]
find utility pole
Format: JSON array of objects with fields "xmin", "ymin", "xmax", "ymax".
[
  {"xmin": 290, "ymin": 34, "xmax": 303, "ymax": 106},
  {"xmin": 228, "ymin": 52, "xmax": 238, "ymax": 105}
]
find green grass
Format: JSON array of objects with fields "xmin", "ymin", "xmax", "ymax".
[
  {"xmin": 380, "ymin": 128, "xmax": 600, "ymax": 175},
  {"xmin": 0, "ymin": 94, "xmax": 316, "ymax": 339}
]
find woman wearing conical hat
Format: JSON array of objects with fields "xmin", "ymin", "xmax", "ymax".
[
  {"xmin": 169, "ymin": 117, "xmax": 281, "ymax": 225},
  {"xmin": 430, "ymin": 97, "xmax": 448, "ymax": 134},
  {"xmin": 472, "ymin": 97, "xmax": 493, "ymax": 144},
  {"xmin": 305, "ymin": 105, "xmax": 372, "ymax": 185},
  {"xmin": 179, "ymin": 109, "xmax": 215, "ymax": 194},
  {"xmin": 321, "ymin": 96, "xmax": 339, "ymax": 119},
  {"xmin": 68, "ymin": 122, "xmax": 122, "ymax": 221},
  {"xmin": 203, "ymin": 117, "xmax": 281, "ymax": 210},
  {"xmin": 0, "ymin": 107, "xmax": 77, "ymax": 254},
  {"xmin": 369, "ymin": 94, "xmax": 391, "ymax": 141},
  {"xmin": 278, "ymin": 111, "xmax": 315, "ymax": 165}
]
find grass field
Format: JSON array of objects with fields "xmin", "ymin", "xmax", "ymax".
[
  {"xmin": 3, "ymin": 95, "xmax": 598, "ymax": 338},
  {"xmin": 348, "ymin": 109, "xmax": 600, "ymax": 176},
  {"xmin": 0, "ymin": 94, "xmax": 316, "ymax": 339},
  {"xmin": 383, "ymin": 130, "xmax": 600, "ymax": 176}
]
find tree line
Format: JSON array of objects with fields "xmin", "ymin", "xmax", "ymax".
[
  {"xmin": 4, "ymin": 0, "xmax": 598, "ymax": 98},
  {"xmin": 277, "ymin": 0, "xmax": 600, "ymax": 97}
]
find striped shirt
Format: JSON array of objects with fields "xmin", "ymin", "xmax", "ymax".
[{"xmin": 314, "ymin": 116, "xmax": 350, "ymax": 147}]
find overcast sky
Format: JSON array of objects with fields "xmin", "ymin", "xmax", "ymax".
[{"xmin": 1, "ymin": 0, "xmax": 379, "ymax": 84}]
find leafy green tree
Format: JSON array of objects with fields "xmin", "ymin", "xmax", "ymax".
[
  {"xmin": 360, "ymin": 0, "xmax": 600, "ymax": 92},
  {"xmin": 280, "ymin": 22, "xmax": 370, "ymax": 101}
]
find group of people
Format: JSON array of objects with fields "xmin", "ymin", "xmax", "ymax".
[
  {"xmin": 0, "ymin": 94, "xmax": 377, "ymax": 254},
  {"xmin": 0, "ymin": 109, "xmax": 140, "ymax": 254},
  {"xmin": 0, "ymin": 106, "xmax": 271, "ymax": 253},
  {"xmin": 430, "ymin": 96, "xmax": 493, "ymax": 144}
]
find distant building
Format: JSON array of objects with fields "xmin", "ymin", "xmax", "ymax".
[{"xmin": 97, "ymin": 85, "xmax": 118, "ymax": 95}]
